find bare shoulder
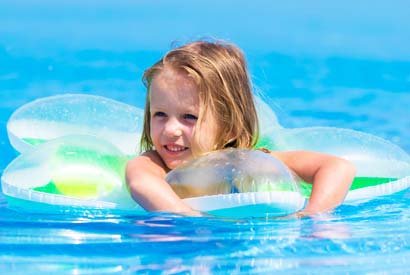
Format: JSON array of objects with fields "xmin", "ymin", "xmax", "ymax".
[
  {"xmin": 267, "ymin": 149, "xmax": 356, "ymax": 178},
  {"xmin": 126, "ymin": 150, "xmax": 168, "ymax": 179},
  {"xmin": 268, "ymin": 150, "xmax": 324, "ymax": 163}
]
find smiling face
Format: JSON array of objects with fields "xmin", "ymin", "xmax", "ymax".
[{"xmin": 149, "ymin": 67, "xmax": 218, "ymax": 170}]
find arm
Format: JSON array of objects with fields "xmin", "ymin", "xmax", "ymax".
[
  {"xmin": 126, "ymin": 151, "xmax": 198, "ymax": 215},
  {"xmin": 271, "ymin": 150, "xmax": 356, "ymax": 215}
]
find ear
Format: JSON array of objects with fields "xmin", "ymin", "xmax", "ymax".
[{"xmin": 228, "ymin": 125, "xmax": 237, "ymax": 140}]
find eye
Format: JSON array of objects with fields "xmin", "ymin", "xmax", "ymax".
[
  {"xmin": 183, "ymin": 114, "xmax": 198, "ymax": 121},
  {"xmin": 153, "ymin": 111, "xmax": 167, "ymax": 118}
]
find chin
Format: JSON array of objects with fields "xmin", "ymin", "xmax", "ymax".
[
  {"xmin": 166, "ymin": 162, "xmax": 181, "ymax": 170},
  {"xmin": 165, "ymin": 159, "xmax": 188, "ymax": 170}
]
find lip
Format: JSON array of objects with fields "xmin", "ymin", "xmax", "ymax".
[
  {"xmin": 159, "ymin": 144, "xmax": 191, "ymax": 169},
  {"xmin": 163, "ymin": 144, "xmax": 189, "ymax": 154}
]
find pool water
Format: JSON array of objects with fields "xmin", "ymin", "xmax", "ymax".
[{"xmin": 1, "ymin": 1, "xmax": 410, "ymax": 274}]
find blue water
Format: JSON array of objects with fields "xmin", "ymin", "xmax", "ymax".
[{"xmin": 1, "ymin": 1, "xmax": 410, "ymax": 274}]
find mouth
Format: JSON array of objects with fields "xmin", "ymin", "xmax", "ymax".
[{"xmin": 164, "ymin": 145, "xmax": 189, "ymax": 153}]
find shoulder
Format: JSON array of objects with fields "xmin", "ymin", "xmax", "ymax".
[
  {"xmin": 263, "ymin": 149, "xmax": 355, "ymax": 176},
  {"xmin": 126, "ymin": 150, "xmax": 169, "ymax": 179},
  {"xmin": 256, "ymin": 148, "xmax": 328, "ymax": 169},
  {"xmin": 255, "ymin": 147, "xmax": 287, "ymax": 161},
  {"xmin": 265, "ymin": 149, "xmax": 329, "ymax": 167}
]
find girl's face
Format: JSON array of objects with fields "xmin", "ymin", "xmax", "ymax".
[{"xmin": 149, "ymin": 68, "xmax": 217, "ymax": 170}]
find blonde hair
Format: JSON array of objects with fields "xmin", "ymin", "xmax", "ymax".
[{"xmin": 140, "ymin": 40, "xmax": 259, "ymax": 155}]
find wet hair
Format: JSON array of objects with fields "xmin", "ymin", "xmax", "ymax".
[{"xmin": 140, "ymin": 40, "xmax": 259, "ymax": 155}]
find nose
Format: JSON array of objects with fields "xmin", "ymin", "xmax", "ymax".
[{"xmin": 164, "ymin": 118, "xmax": 183, "ymax": 137}]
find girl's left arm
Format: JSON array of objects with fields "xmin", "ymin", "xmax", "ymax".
[{"xmin": 271, "ymin": 150, "xmax": 356, "ymax": 215}]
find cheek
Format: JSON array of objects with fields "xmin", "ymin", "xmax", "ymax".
[
  {"xmin": 186, "ymin": 125, "xmax": 196, "ymax": 138},
  {"xmin": 150, "ymin": 121, "xmax": 160, "ymax": 141},
  {"xmin": 195, "ymin": 124, "xmax": 217, "ymax": 151}
]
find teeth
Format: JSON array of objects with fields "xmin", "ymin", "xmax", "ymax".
[{"xmin": 166, "ymin": 145, "xmax": 187, "ymax": 152}]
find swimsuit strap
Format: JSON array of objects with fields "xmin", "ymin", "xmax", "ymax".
[{"xmin": 256, "ymin": 147, "xmax": 271, "ymax": 154}]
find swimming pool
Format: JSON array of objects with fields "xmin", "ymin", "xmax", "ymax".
[{"xmin": 1, "ymin": 1, "xmax": 410, "ymax": 273}]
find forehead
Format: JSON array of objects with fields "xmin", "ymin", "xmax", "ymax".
[{"xmin": 150, "ymin": 68, "xmax": 199, "ymax": 108}]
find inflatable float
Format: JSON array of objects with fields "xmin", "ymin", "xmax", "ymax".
[{"xmin": 2, "ymin": 94, "xmax": 410, "ymax": 218}]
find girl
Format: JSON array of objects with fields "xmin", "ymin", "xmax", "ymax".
[{"xmin": 126, "ymin": 40, "xmax": 356, "ymax": 216}]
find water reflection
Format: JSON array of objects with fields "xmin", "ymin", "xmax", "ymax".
[{"xmin": 0, "ymin": 196, "xmax": 409, "ymax": 274}]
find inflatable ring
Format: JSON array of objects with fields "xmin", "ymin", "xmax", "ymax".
[
  {"xmin": 1, "ymin": 138, "xmax": 304, "ymax": 217},
  {"xmin": 166, "ymin": 149, "xmax": 305, "ymax": 217},
  {"xmin": 1, "ymin": 135, "xmax": 143, "ymax": 213},
  {"xmin": 257, "ymin": 126, "xmax": 410, "ymax": 202},
  {"xmin": 6, "ymin": 94, "xmax": 144, "ymax": 156},
  {"xmin": 2, "ymin": 94, "xmax": 410, "ymax": 218}
]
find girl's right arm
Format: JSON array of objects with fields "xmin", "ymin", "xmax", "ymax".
[
  {"xmin": 126, "ymin": 151, "xmax": 198, "ymax": 215},
  {"xmin": 271, "ymin": 150, "xmax": 355, "ymax": 215}
]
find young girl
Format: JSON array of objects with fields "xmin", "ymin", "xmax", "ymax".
[{"xmin": 126, "ymin": 40, "xmax": 356, "ymax": 216}]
